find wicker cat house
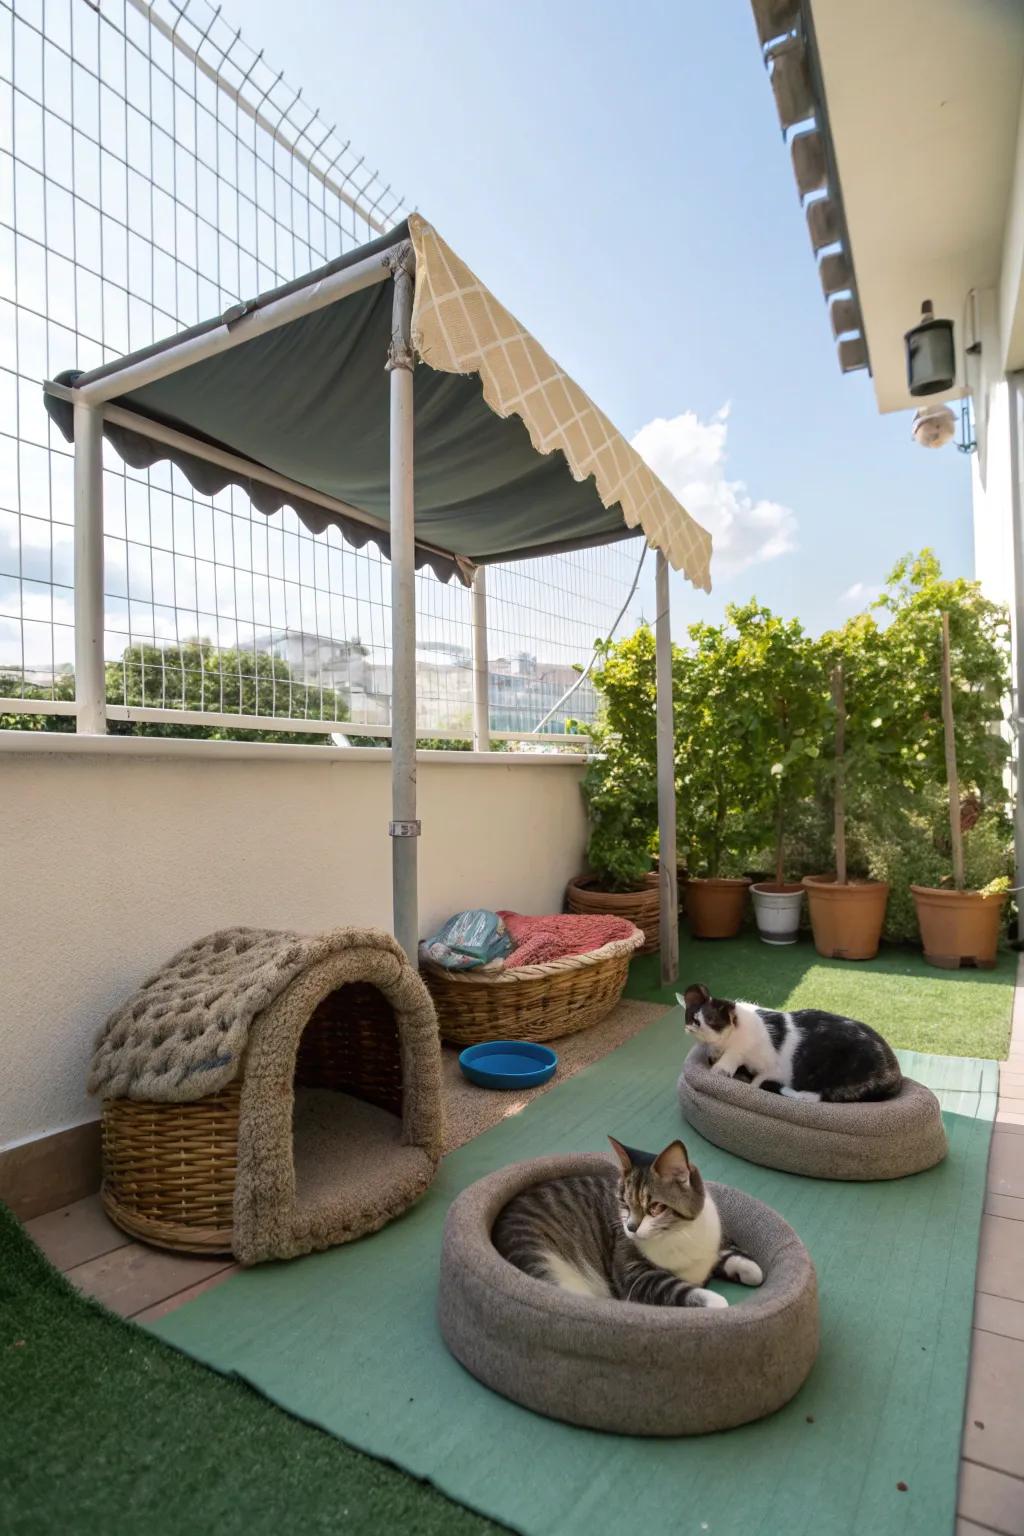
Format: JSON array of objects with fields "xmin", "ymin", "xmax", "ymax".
[{"xmin": 89, "ymin": 926, "xmax": 444, "ymax": 1265}]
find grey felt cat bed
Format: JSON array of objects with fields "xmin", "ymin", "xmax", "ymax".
[
  {"xmin": 678, "ymin": 1044, "xmax": 948, "ymax": 1181},
  {"xmin": 90, "ymin": 927, "xmax": 444, "ymax": 1264},
  {"xmin": 438, "ymin": 1152, "xmax": 818, "ymax": 1436}
]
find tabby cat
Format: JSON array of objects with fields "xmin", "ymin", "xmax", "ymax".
[
  {"xmin": 681, "ymin": 982, "xmax": 902, "ymax": 1103},
  {"xmin": 492, "ymin": 1137, "xmax": 762, "ymax": 1308}
]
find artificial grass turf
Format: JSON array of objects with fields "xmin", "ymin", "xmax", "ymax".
[
  {"xmin": 625, "ymin": 928, "xmax": 1017, "ymax": 1059},
  {"xmin": 0, "ymin": 1202, "xmax": 503, "ymax": 1536}
]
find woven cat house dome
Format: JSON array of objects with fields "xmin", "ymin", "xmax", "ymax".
[{"xmin": 90, "ymin": 927, "xmax": 444, "ymax": 1265}]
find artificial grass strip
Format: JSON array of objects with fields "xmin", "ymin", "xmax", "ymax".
[
  {"xmin": 625, "ymin": 929, "xmax": 1016, "ymax": 1059},
  {"xmin": 0, "ymin": 1202, "xmax": 503, "ymax": 1536}
]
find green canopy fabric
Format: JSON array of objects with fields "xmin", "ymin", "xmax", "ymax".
[{"xmin": 44, "ymin": 220, "xmax": 656, "ymax": 586}]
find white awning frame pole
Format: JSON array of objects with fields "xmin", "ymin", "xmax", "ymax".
[
  {"xmin": 655, "ymin": 548, "xmax": 679, "ymax": 984},
  {"xmin": 73, "ymin": 402, "xmax": 106, "ymax": 734},
  {"xmin": 72, "ymin": 244, "xmax": 399, "ymax": 407},
  {"xmin": 471, "ymin": 566, "xmax": 489, "ymax": 752},
  {"xmin": 1008, "ymin": 371, "xmax": 1024, "ymax": 943},
  {"xmin": 387, "ymin": 243, "xmax": 419, "ymax": 961}
]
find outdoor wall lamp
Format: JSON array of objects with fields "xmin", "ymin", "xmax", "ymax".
[{"xmin": 905, "ymin": 300, "xmax": 956, "ymax": 396}]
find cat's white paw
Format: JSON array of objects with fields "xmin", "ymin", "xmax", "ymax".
[
  {"xmin": 780, "ymin": 1087, "xmax": 822, "ymax": 1101},
  {"xmin": 722, "ymin": 1255, "xmax": 763, "ymax": 1287},
  {"xmin": 688, "ymin": 1288, "xmax": 728, "ymax": 1309}
]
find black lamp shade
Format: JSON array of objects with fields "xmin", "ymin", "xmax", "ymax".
[{"xmin": 905, "ymin": 309, "xmax": 956, "ymax": 397}]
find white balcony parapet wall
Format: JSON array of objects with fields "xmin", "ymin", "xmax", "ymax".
[{"xmin": 0, "ymin": 739, "xmax": 587, "ymax": 1151}]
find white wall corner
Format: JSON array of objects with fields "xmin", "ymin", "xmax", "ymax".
[
  {"xmin": 1000, "ymin": 75, "xmax": 1024, "ymax": 374},
  {"xmin": 971, "ymin": 367, "xmax": 1013, "ymax": 610}
]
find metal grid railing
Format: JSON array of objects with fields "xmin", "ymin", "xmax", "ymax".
[{"xmin": 0, "ymin": 0, "xmax": 642, "ymax": 742}]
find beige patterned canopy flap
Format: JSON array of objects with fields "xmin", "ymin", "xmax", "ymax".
[{"xmin": 407, "ymin": 214, "xmax": 713, "ymax": 593}]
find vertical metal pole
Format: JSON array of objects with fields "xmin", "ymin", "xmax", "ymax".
[
  {"xmin": 940, "ymin": 612, "xmax": 965, "ymax": 890},
  {"xmin": 655, "ymin": 549, "xmax": 679, "ymax": 984},
  {"xmin": 471, "ymin": 565, "xmax": 489, "ymax": 752},
  {"xmin": 386, "ymin": 244, "xmax": 419, "ymax": 961},
  {"xmin": 1007, "ymin": 374, "xmax": 1024, "ymax": 940},
  {"xmin": 73, "ymin": 401, "xmax": 106, "ymax": 733}
]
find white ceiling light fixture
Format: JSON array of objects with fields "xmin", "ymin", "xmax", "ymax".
[{"xmin": 911, "ymin": 403, "xmax": 957, "ymax": 449}]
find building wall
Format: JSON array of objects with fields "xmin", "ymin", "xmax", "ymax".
[
  {"xmin": 972, "ymin": 379, "xmax": 1015, "ymax": 613},
  {"xmin": 970, "ymin": 281, "xmax": 1019, "ymax": 618},
  {"xmin": 0, "ymin": 739, "xmax": 588, "ymax": 1151}
]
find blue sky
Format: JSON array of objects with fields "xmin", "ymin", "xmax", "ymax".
[{"xmin": 245, "ymin": 0, "xmax": 973, "ymax": 638}]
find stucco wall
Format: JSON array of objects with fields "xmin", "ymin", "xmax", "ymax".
[
  {"xmin": 0, "ymin": 738, "xmax": 587, "ymax": 1150},
  {"xmin": 972, "ymin": 376, "xmax": 1015, "ymax": 614}
]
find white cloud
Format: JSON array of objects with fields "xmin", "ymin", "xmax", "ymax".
[
  {"xmin": 840, "ymin": 581, "xmax": 882, "ymax": 607},
  {"xmin": 630, "ymin": 405, "xmax": 798, "ymax": 579}
]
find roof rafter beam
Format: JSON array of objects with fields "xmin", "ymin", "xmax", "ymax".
[{"xmin": 70, "ymin": 243, "xmax": 403, "ymax": 407}]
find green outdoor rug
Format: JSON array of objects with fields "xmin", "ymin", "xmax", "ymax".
[{"xmin": 152, "ymin": 1011, "xmax": 996, "ymax": 1536}]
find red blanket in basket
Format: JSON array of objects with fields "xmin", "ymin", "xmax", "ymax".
[{"xmin": 497, "ymin": 910, "xmax": 637, "ymax": 968}]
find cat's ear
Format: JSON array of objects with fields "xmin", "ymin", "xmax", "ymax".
[
  {"xmin": 653, "ymin": 1140, "xmax": 692, "ymax": 1184},
  {"xmin": 607, "ymin": 1136, "xmax": 633, "ymax": 1175},
  {"xmin": 682, "ymin": 983, "xmax": 710, "ymax": 1010}
]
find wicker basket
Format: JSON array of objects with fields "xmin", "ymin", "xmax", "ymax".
[
  {"xmin": 100, "ymin": 982, "xmax": 403, "ymax": 1255},
  {"xmin": 102, "ymin": 1082, "xmax": 241, "ymax": 1252},
  {"xmin": 423, "ymin": 928, "xmax": 644, "ymax": 1047},
  {"xmin": 566, "ymin": 875, "xmax": 660, "ymax": 956}
]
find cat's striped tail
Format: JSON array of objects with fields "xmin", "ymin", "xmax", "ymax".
[{"xmin": 617, "ymin": 1256, "xmax": 727, "ymax": 1309}]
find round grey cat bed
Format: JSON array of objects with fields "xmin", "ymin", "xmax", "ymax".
[
  {"xmin": 438, "ymin": 1152, "xmax": 818, "ymax": 1436},
  {"xmin": 678, "ymin": 1044, "xmax": 948, "ymax": 1181}
]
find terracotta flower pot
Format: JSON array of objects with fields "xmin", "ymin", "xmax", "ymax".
[
  {"xmin": 802, "ymin": 875, "xmax": 889, "ymax": 961},
  {"xmin": 911, "ymin": 885, "xmax": 1007, "ymax": 970},
  {"xmin": 566, "ymin": 875, "xmax": 660, "ymax": 955},
  {"xmin": 685, "ymin": 877, "xmax": 750, "ymax": 940},
  {"xmin": 751, "ymin": 882, "xmax": 804, "ymax": 946}
]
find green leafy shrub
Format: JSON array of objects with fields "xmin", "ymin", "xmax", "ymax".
[
  {"xmin": 577, "ymin": 627, "xmax": 658, "ymax": 889},
  {"xmin": 673, "ymin": 610, "xmax": 777, "ymax": 878},
  {"xmin": 720, "ymin": 602, "xmax": 828, "ymax": 882},
  {"xmin": 871, "ymin": 550, "xmax": 1010, "ymax": 801},
  {"xmin": 579, "ymin": 549, "xmax": 1012, "ymax": 913}
]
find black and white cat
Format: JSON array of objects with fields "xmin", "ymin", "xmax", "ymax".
[
  {"xmin": 492, "ymin": 1136, "xmax": 763, "ymax": 1309},
  {"xmin": 680, "ymin": 982, "xmax": 902, "ymax": 1103}
]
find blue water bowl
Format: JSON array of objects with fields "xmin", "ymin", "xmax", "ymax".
[{"xmin": 458, "ymin": 1040, "xmax": 558, "ymax": 1091}]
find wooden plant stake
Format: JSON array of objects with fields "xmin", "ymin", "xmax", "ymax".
[
  {"xmin": 940, "ymin": 612, "xmax": 965, "ymax": 890},
  {"xmin": 831, "ymin": 662, "xmax": 847, "ymax": 886}
]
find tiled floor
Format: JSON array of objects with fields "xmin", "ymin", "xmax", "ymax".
[
  {"xmin": 20, "ymin": 972, "xmax": 1024, "ymax": 1536},
  {"xmin": 957, "ymin": 967, "xmax": 1024, "ymax": 1536},
  {"xmin": 24, "ymin": 1199, "xmax": 238, "ymax": 1324}
]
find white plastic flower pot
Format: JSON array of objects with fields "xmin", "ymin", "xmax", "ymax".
[{"xmin": 751, "ymin": 883, "xmax": 805, "ymax": 946}]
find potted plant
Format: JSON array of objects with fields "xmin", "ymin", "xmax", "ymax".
[
  {"xmin": 568, "ymin": 763, "xmax": 660, "ymax": 952},
  {"xmin": 909, "ymin": 613, "xmax": 1010, "ymax": 967},
  {"xmin": 806, "ymin": 553, "xmax": 1012, "ymax": 962},
  {"xmin": 679, "ymin": 847, "xmax": 750, "ymax": 941},
  {"xmin": 860, "ymin": 792, "xmax": 1012, "ymax": 951},
  {"xmin": 568, "ymin": 631, "xmax": 661, "ymax": 953},
  {"xmin": 729, "ymin": 604, "xmax": 827, "ymax": 946},
  {"xmin": 674, "ymin": 611, "xmax": 766, "ymax": 939},
  {"xmin": 803, "ymin": 646, "xmax": 891, "ymax": 960}
]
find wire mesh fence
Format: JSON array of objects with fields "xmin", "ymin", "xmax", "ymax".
[{"xmin": 0, "ymin": 0, "xmax": 644, "ymax": 741}]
